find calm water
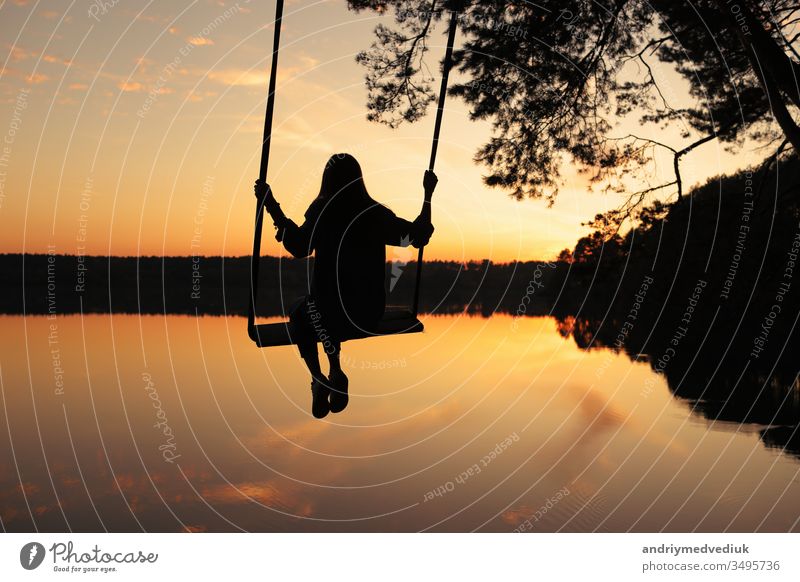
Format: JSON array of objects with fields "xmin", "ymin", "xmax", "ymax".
[{"xmin": 1, "ymin": 313, "xmax": 798, "ymax": 532}]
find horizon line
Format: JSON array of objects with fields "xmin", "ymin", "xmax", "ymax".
[{"xmin": 0, "ymin": 253, "xmax": 562, "ymax": 265}]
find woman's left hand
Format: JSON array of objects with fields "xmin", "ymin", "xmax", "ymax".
[
  {"xmin": 423, "ymin": 170, "xmax": 438, "ymax": 196},
  {"xmin": 412, "ymin": 216, "xmax": 434, "ymax": 247}
]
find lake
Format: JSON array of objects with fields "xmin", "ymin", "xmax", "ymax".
[{"xmin": 1, "ymin": 313, "xmax": 798, "ymax": 532}]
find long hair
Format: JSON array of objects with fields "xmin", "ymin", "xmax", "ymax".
[{"xmin": 318, "ymin": 153, "xmax": 371, "ymax": 203}]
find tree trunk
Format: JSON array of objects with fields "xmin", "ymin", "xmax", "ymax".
[
  {"xmin": 715, "ymin": 0, "xmax": 800, "ymax": 153},
  {"xmin": 736, "ymin": 1, "xmax": 800, "ymax": 109}
]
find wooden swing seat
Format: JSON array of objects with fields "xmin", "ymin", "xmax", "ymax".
[{"xmin": 251, "ymin": 307, "xmax": 423, "ymax": 348}]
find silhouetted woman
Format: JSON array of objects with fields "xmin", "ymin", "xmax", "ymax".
[{"xmin": 255, "ymin": 153, "xmax": 436, "ymax": 418}]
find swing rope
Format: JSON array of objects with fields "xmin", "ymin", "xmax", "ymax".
[
  {"xmin": 248, "ymin": 0, "xmax": 284, "ymax": 343},
  {"xmin": 412, "ymin": 8, "xmax": 459, "ymax": 317},
  {"xmin": 248, "ymin": 1, "xmax": 458, "ymax": 343}
]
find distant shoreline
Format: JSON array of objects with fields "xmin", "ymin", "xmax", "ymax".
[
  {"xmin": 0, "ymin": 252, "xmax": 553, "ymax": 265},
  {"xmin": 0, "ymin": 253, "xmax": 566, "ymax": 317}
]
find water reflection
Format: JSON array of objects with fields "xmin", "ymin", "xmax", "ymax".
[
  {"xmin": 1, "ymin": 314, "xmax": 798, "ymax": 532},
  {"xmin": 555, "ymin": 314, "xmax": 800, "ymax": 461}
]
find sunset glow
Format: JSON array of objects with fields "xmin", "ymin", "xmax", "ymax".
[{"xmin": 0, "ymin": 0, "xmax": 760, "ymax": 261}]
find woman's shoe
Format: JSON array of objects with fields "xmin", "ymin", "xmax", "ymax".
[
  {"xmin": 328, "ymin": 369, "xmax": 349, "ymax": 413},
  {"xmin": 311, "ymin": 378, "xmax": 330, "ymax": 419}
]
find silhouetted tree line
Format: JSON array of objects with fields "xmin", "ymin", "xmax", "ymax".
[
  {"xmin": 0, "ymin": 254, "xmax": 568, "ymax": 317},
  {"xmin": 553, "ymin": 157, "xmax": 800, "ymax": 457}
]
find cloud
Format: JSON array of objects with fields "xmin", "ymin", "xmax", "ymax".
[
  {"xmin": 205, "ymin": 57, "xmax": 320, "ymax": 89},
  {"xmin": 296, "ymin": 55, "xmax": 320, "ymax": 69},
  {"xmin": 272, "ymin": 124, "xmax": 334, "ymax": 153},
  {"xmin": 43, "ymin": 54, "xmax": 72, "ymax": 66},
  {"xmin": 118, "ymin": 81, "xmax": 145, "ymax": 92},
  {"xmin": 135, "ymin": 56, "xmax": 155, "ymax": 69},
  {"xmin": 201, "ymin": 480, "xmax": 314, "ymax": 516},
  {"xmin": 207, "ymin": 68, "xmax": 269, "ymax": 87},
  {"xmin": 182, "ymin": 89, "xmax": 217, "ymax": 103},
  {"xmin": 134, "ymin": 14, "xmax": 159, "ymax": 23},
  {"xmin": 7, "ymin": 46, "xmax": 72, "ymax": 66},
  {"xmin": 26, "ymin": 73, "xmax": 48, "ymax": 84},
  {"xmin": 186, "ymin": 36, "xmax": 214, "ymax": 46},
  {"xmin": 19, "ymin": 482, "xmax": 40, "ymax": 495},
  {"xmin": 9, "ymin": 46, "xmax": 32, "ymax": 61},
  {"xmin": 68, "ymin": 83, "xmax": 88, "ymax": 91}
]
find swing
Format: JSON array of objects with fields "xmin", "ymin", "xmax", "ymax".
[{"xmin": 247, "ymin": 1, "xmax": 459, "ymax": 348}]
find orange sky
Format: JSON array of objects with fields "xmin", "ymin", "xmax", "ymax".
[{"xmin": 0, "ymin": 0, "xmax": 761, "ymax": 261}]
